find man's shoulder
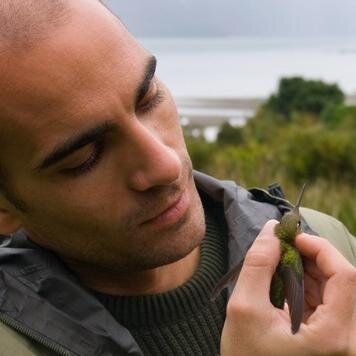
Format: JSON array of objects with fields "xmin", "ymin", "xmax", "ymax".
[{"xmin": 300, "ymin": 207, "xmax": 356, "ymax": 266}]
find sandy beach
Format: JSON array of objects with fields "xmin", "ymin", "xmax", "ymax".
[
  {"xmin": 176, "ymin": 95, "xmax": 356, "ymax": 128},
  {"xmin": 175, "ymin": 96, "xmax": 265, "ymax": 127}
]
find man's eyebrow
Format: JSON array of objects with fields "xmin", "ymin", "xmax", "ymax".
[
  {"xmin": 35, "ymin": 121, "xmax": 118, "ymax": 171},
  {"xmin": 35, "ymin": 57, "xmax": 156, "ymax": 172},
  {"xmin": 135, "ymin": 55, "xmax": 157, "ymax": 105}
]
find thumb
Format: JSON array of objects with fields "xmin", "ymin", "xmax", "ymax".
[{"xmin": 232, "ymin": 220, "xmax": 281, "ymax": 310}]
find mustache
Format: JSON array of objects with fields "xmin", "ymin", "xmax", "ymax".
[{"xmin": 125, "ymin": 157, "xmax": 193, "ymax": 229}]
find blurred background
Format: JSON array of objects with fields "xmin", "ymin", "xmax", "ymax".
[{"xmin": 104, "ymin": 0, "xmax": 356, "ymax": 233}]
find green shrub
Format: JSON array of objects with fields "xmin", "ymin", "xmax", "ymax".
[
  {"xmin": 213, "ymin": 143, "xmax": 273, "ymax": 185},
  {"xmin": 266, "ymin": 77, "xmax": 344, "ymax": 118},
  {"xmin": 242, "ymin": 108, "xmax": 286, "ymax": 144},
  {"xmin": 321, "ymin": 104, "xmax": 356, "ymax": 128},
  {"xmin": 185, "ymin": 138, "xmax": 216, "ymax": 172},
  {"xmin": 280, "ymin": 126, "xmax": 356, "ymax": 183},
  {"xmin": 216, "ymin": 122, "xmax": 244, "ymax": 146}
]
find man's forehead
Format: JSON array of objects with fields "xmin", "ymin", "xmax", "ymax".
[
  {"xmin": 0, "ymin": 0, "xmax": 143, "ymax": 89},
  {"xmin": 0, "ymin": 1, "xmax": 110, "ymax": 45},
  {"xmin": 0, "ymin": 2, "xmax": 142, "ymax": 94}
]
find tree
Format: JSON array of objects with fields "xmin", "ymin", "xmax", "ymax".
[
  {"xmin": 266, "ymin": 77, "xmax": 344, "ymax": 118},
  {"xmin": 217, "ymin": 122, "xmax": 243, "ymax": 146}
]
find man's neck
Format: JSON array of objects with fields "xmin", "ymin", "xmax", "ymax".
[{"xmin": 62, "ymin": 246, "xmax": 201, "ymax": 296}]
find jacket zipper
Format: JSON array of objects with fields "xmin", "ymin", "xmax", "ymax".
[{"xmin": 0, "ymin": 313, "xmax": 74, "ymax": 355}]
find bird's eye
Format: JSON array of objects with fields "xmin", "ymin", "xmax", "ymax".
[{"xmin": 297, "ymin": 220, "xmax": 301, "ymax": 227}]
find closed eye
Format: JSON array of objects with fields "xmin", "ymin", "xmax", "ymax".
[
  {"xmin": 60, "ymin": 139, "xmax": 106, "ymax": 177},
  {"xmin": 136, "ymin": 79, "xmax": 164, "ymax": 115}
]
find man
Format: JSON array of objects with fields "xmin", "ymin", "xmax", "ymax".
[{"xmin": 0, "ymin": 0, "xmax": 355, "ymax": 355}]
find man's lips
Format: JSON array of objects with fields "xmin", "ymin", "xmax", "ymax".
[{"xmin": 141, "ymin": 190, "xmax": 190, "ymax": 228}]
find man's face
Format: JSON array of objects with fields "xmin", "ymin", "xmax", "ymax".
[{"xmin": 0, "ymin": 0, "xmax": 205, "ymax": 272}]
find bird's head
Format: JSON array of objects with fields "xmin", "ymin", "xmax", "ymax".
[{"xmin": 277, "ymin": 183, "xmax": 306, "ymax": 243}]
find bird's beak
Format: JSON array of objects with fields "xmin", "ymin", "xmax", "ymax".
[{"xmin": 294, "ymin": 183, "xmax": 307, "ymax": 211}]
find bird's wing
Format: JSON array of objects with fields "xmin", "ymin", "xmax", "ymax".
[
  {"xmin": 281, "ymin": 258, "xmax": 304, "ymax": 334},
  {"xmin": 210, "ymin": 262, "xmax": 242, "ymax": 301}
]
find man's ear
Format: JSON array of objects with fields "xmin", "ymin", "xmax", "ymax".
[{"xmin": 0, "ymin": 208, "xmax": 22, "ymax": 235}]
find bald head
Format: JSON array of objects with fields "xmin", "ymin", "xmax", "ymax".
[
  {"xmin": 0, "ymin": 0, "xmax": 73, "ymax": 51},
  {"xmin": 0, "ymin": 0, "xmax": 106, "ymax": 52}
]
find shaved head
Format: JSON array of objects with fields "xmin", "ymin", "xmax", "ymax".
[{"xmin": 0, "ymin": 0, "xmax": 72, "ymax": 51}]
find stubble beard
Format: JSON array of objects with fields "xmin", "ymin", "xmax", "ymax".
[
  {"xmin": 24, "ymin": 155, "xmax": 206, "ymax": 274},
  {"xmin": 127, "ymin": 188, "xmax": 206, "ymax": 271},
  {"xmin": 113, "ymin": 160, "xmax": 206, "ymax": 272}
]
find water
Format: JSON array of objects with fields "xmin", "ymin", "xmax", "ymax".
[{"xmin": 139, "ymin": 37, "xmax": 356, "ymax": 98}]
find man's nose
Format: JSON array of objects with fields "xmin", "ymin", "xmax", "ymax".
[{"xmin": 125, "ymin": 123, "xmax": 182, "ymax": 191}]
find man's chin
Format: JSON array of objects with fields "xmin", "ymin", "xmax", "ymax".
[
  {"xmin": 133, "ymin": 244, "xmax": 200, "ymax": 272},
  {"xmin": 133, "ymin": 196, "xmax": 206, "ymax": 271}
]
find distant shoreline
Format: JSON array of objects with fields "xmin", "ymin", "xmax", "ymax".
[
  {"xmin": 175, "ymin": 94, "xmax": 356, "ymax": 128},
  {"xmin": 175, "ymin": 94, "xmax": 356, "ymax": 105},
  {"xmin": 175, "ymin": 96, "xmax": 263, "ymax": 128},
  {"xmin": 175, "ymin": 96, "xmax": 265, "ymax": 108}
]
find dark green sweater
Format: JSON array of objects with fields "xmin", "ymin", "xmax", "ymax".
[{"xmin": 95, "ymin": 200, "xmax": 228, "ymax": 355}]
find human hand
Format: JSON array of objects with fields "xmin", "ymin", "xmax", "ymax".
[{"xmin": 220, "ymin": 220, "xmax": 356, "ymax": 356}]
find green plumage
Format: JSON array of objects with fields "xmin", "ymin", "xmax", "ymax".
[
  {"xmin": 270, "ymin": 184, "xmax": 306, "ymax": 334},
  {"xmin": 270, "ymin": 265, "xmax": 285, "ymax": 308}
]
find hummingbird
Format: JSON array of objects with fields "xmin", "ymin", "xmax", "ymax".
[{"xmin": 211, "ymin": 184, "xmax": 306, "ymax": 334}]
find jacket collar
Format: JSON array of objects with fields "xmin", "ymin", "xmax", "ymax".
[
  {"xmin": 193, "ymin": 171, "xmax": 284, "ymax": 270},
  {"xmin": 0, "ymin": 230, "xmax": 142, "ymax": 355}
]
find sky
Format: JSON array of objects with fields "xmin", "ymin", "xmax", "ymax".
[{"xmin": 104, "ymin": 0, "xmax": 356, "ymax": 38}]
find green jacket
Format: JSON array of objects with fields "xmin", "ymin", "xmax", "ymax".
[{"xmin": 0, "ymin": 172, "xmax": 355, "ymax": 355}]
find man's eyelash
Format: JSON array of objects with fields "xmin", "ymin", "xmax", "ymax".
[
  {"xmin": 138, "ymin": 87, "xmax": 164, "ymax": 114},
  {"xmin": 61, "ymin": 139, "xmax": 105, "ymax": 177}
]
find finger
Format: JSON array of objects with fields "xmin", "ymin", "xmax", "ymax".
[
  {"xmin": 304, "ymin": 273, "xmax": 322, "ymax": 308},
  {"xmin": 303, "ymin": 257, "xmax": 325, "ymax": 282},
  {"xmin": 296, "ymin": 234, "xmax": 356, "ymax": 324},
  {"xmin": 232, "ymin": 220, "xmax": 280, "ymax": 310},
  {"xmin": 295, "ymin": 233, "xmax": 353, "ymax": 277}
]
